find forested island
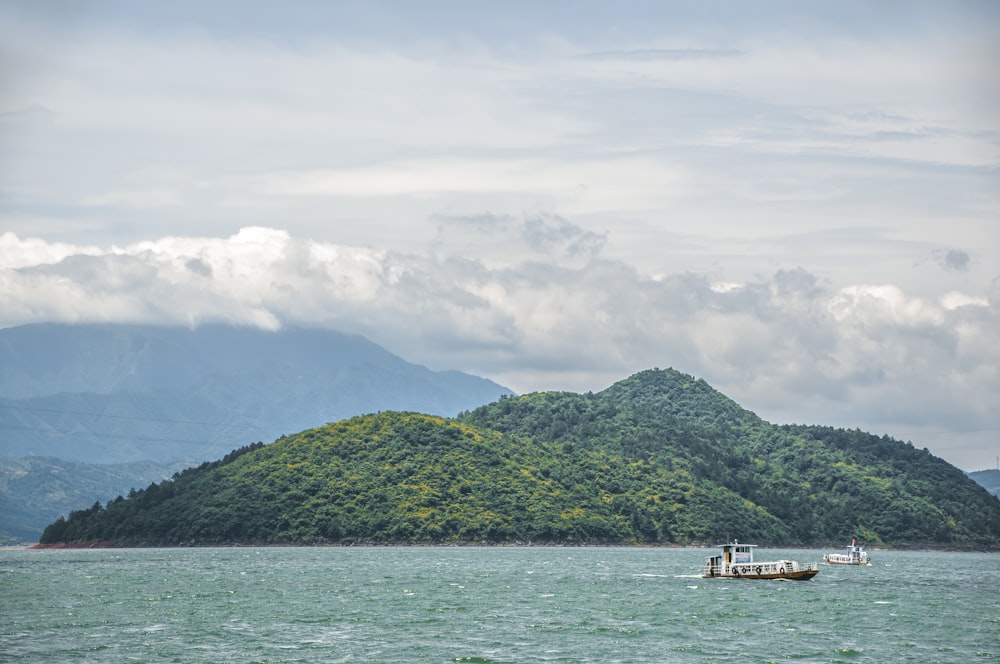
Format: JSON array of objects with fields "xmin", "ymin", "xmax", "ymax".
[{"xmin": 40, "ymin": 369, "xmax": 1000, "ymax": 549}]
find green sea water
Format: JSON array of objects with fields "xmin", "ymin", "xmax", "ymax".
[{"xmin": 1, "ymin": 546, "xmax": 997, "ymax": 662}]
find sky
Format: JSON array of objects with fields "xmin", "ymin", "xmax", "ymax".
[{"xmin": 1, "ymin": 1, "xmax": 998, "ymax": 470}]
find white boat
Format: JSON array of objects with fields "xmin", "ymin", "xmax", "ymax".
[
  {"xmin": 702, "ymin": 540, "xmax": 818, "ymax": 580},
  {"xmin": 823, "ymin": 538, "xmax": 870, "ymax": 565}
]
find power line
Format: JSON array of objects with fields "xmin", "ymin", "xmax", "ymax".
[
  {"xmin": 0, "ymin": 422, "xmax": 227, "ymax": 446},
  {"xmin": 1, "ymin": 404, "xmax": 287, "ymax": 431},
  {"xmin": 897, "ymin": 427, "xmax": 1000, "ymax": 436},
  {"xmin": 0, "ymin": 419, "xmax": 284, "ymax": 444},
  {"xmin": 0, "ymin": 405, "xmax": 289, "ymax": 458}
]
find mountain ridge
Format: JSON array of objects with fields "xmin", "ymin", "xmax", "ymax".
[{"xmin": 0, "ymin": 323, "xmax": 513, "ymax": 465}]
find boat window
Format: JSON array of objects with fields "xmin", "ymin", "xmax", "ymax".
[{"xmin": 734, "ymin": 546, "xmax": 752, "ymax": 563}]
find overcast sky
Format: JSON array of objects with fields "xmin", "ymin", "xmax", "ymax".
[{"xmin": 2, "ymin": 1, "xmax": 998, "ymax": 470}]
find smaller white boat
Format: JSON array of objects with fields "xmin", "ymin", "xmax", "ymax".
[
  {"xmin": 702, "ymin": 540, "xmax": 818, "ymax": 580},
  {"xmin": 823, "ymin": 538, "xmax": 871, "ymax": 565}
]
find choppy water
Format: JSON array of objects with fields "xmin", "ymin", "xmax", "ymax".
[{"xmin": 1, "ymin": 546, "xmax": 997, "ymax": 663}]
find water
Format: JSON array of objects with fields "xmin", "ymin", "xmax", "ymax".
[{"xmin": 1, "ymin": 546, "xmax": 997, "ymax": 663}]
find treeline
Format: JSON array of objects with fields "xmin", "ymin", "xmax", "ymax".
[{"xmin": 40, "ymin": 369, "xmax": 1000, "ymax": 548}]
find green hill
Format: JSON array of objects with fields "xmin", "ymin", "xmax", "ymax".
[
  {"xmin": 460, "ymin": 369, "xmax": 1000, "ymax": 548},
  {"xmin": 39, "ymin": 369, "xmax": 1000, "ymax": 549}
]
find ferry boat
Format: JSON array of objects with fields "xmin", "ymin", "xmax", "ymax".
[
  {"xmin": 702, "ymin": 540, "xmax": 818, "ymax": 580},
  {"xmin": 823, "ymin": 538, "xmax": 870, "ymax": 566}
]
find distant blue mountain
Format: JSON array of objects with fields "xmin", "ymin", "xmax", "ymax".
[
  {"xmin": 967, "ymin": 469, "xmax": 1000, "ymax": 498},
  {"xmin": 0, "ymin": 323, "xmax": 513, "ymax": 465},
  {"xmin": 0, "ymin": 455, "xmax": 188, "ymax": 543}
]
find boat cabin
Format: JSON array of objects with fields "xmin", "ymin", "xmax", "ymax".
[{"xmin": 704, "ymin": 540, "xmax": 755, "ymax": 575}]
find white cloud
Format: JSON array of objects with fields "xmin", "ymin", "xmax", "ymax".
[
  {"xmin": 829, "ymin": 285, "xmax": 944, "ymax": 327},
  {"xmin": 941, "ymin": 291, "xmax": 987, "ymax": 310},
  {"xmin": 0, "ymin": 232, "xmax": 103, "ymax": 269}
]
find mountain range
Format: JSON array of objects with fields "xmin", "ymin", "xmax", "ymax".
[
  {"xmin": 0, "ymin": 323, "xmax": 512, "ymax": 542},
  {"xmin": 0, "ymin": 323, "xmax": 512, "ymax": 464}
]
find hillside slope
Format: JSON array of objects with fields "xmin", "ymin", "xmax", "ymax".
[{"xmin": 40, "ymin": 370, "xmax": 1000, "ymax": 549}]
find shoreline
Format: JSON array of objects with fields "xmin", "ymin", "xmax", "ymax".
[{"xmin": 20, "ymin": 540, "xmax": 1000, "ymax": 553}]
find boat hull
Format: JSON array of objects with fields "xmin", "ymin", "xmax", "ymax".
[{"xmin": 702, "ymin": 569, "xmax": 818, "ymax": 580}]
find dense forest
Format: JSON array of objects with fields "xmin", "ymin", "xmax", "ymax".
[{"xmin": 40, "ymin": 369, "xmax": 1000, "ymax": 549}]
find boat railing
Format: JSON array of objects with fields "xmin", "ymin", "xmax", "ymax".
[{"xmin": 704, "ymin": 559, "xmax": 819, "ymax": 577}]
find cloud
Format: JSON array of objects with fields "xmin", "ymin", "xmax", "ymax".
[
  {"xmin": 2, "ymin": 229, "xmax": 996, "ymax": 447},
  {"xmin": 4, "ymin": 7, "xmax": 995, "ymax": 237},
  {"xmin": 430, "ymin": 212, "xmax": 607, "ymax": 265},
  {"xmin": 941, "ymin": 249, "xmax": 971, "ymax": 272},
  {"xmin": 578, "ymin": 49, "xmax": 744, "ymax": 62}
]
